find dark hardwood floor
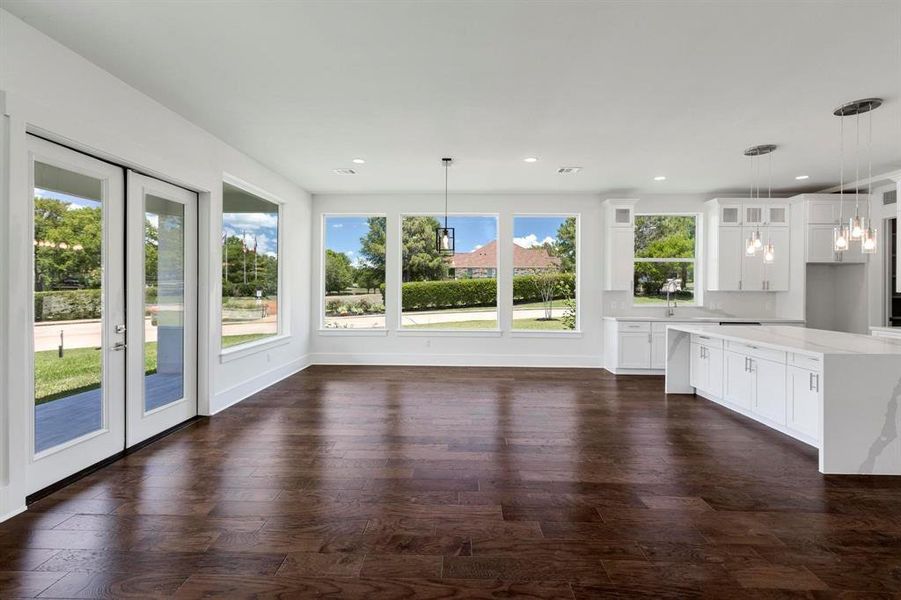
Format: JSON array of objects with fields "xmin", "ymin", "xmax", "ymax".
[{"xmin": 2, "ymin": 365, "xmax": 901, "ymax": 598}]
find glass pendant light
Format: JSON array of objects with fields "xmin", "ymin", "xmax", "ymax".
[
  {"xmin": 435, "ymin": 158, "xmax": 455, "ymax": 255},
  {"xmin": 763, "ymin": 242, "xmax": 776, "ymax": 264},
  {"xmin": 743, "ymin": 144, "xmax": 777, "ymax": 261},
  {"xmin": 833, "ymin": 98, "xmax": 882, "ymax": 254}
]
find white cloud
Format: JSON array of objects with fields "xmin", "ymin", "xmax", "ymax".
[
  {"xmin": 332, "ymin": 223, "xmax": 344, "ymax": 228},
  {"xmin": 514, "ymin": 234, "xmax": 555, "ymax": 248},
  {"xmin": 472, "ymin": 244, "xmax": 483, "ymax": 251}
]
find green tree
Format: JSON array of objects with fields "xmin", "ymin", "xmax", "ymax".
[
  {"xmin": 401, "ymin": 216, "xmax": 447, "ymax": 282},
  {"xmin": 221, "ymin": 234, "xmax": 278, "ymax": 296},
  {"xmin": 554, "ymin": 217, "xmax": 577, "ymax": 273},
  {"xmin": 358, "ymin": 217, "xmax": 388, "ymax": 287},
  {"xmin": 360, "ymin": 216, "xmax": 446, "ymax": 282},
  {"xmin": 33, "ymin": 197, "xmax": 102, "ymax": 291},
  {"xmin": 325, "ymin": 249, "xmax": 354, "ymax": 293}
]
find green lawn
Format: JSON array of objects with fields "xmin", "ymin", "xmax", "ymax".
[
  {"xmin": 35, "ymin": 343, "xmax": 158, "ymax": 405},
  {"xmin": 221, "ymin": 333, "xmax": 275, "ymax": 348},
  {"xmin": 407, "ymin": 318, "xmax": 570, "ymax": 331}
]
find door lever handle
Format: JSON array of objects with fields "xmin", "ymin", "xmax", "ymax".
[{"xmin": 111, "ymin": 342, "xmax": 127, "ymax": 351}]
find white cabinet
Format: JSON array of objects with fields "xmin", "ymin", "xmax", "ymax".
[
  {"xmin": 689, "ymin": 338, "xmax": 723, "ymax": 398},
  {"xmin": 763, "ymin": 227, "xmax": 791, "ymax": 291},
  {"xmin": 603, "ymin": 200, "xmax": 636, "ymax": 291},
  {"xmin": 706, "ymin": 198, "xmax": 791, "ymax": 292},
  {"xmin": 618, "ymin": 331, "xmax": 652, "ymax": 369},
  {"xmin": 651, "ymin": 331, "xmax": 666, "ymax": 369},
  {"xmin": 787, "ymin": 365, "xmax": 820, "ymax": 439},
  {"xmin": 800, "ymin": 194, "xmax": 870, "ymax": 264},
  {"xmin": 606, "ymin": 227, "xmax": 634, "ymax": 291},
  {"xmin": 750, "ymin": 356, "xmax": 787, "ymax": 426},
  {"xmin": 723, "ymin": 350, "xmax": 753, "ymax": 410}
]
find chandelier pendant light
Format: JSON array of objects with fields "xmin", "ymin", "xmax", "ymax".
[
  {"xmin": 744, "ymin": 144, "xmax": 777, "ymax": 262},
  {"xmin": 436, "ymin": 157, "xmax": 455, "ymax": 255},
  {"xmin": 833, "ymin": 98, "xmax": 882, "ymax": 254}
]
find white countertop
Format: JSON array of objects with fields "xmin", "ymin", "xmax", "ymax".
[
  {"xmin": 603, "ymin": 316, "xmax": 805, "ymax": 323},
  {"xmin": 870, "ymin": 326, "xmax": 901, "ymax": 335},
  {"xmin": 668, "ymin": 324, "xmax": 901, "ymax": 356}
]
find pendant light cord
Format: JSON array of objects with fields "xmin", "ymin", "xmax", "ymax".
[
  {"xmin": 444, "ymin": 160, "xmax": 449, "ymax": 229},
  {"xmin": 855, "ymin": 111, "xmax": 860, "ymax": 214},
  {"xmin": 839, "ymin": 113, "xmax": 844, "ymax": 222},
  {"xmin": 867, "ymin": 108, "xmax": 872, "ymax": 222}
]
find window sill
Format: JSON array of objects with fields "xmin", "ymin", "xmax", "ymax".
[
  {"xmin": 318, "ymin": 328, "xmax": 388, "ymax": 337},
  {"xmin": 396, "ymin": 329, "xmax": 503, "ymax": 338},
  {"xmin": 510, "ymin": 330, "xmax": 583, "ymax": 339},
  {"xmin": 220, "ymin": 334, "xmax": 290, "ymax": 363}
]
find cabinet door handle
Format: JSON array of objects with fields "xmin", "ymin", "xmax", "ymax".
[
  {"xmin": 744, "ymin": 356, "xmax": 749, "ymax": 372},
  {"xmin": 811, "ymin": 373, "xmax": 819, "ymax": 392},
  {"xmin": 809, "ymin": 372, "xmax": 814, "ymax": 391}
]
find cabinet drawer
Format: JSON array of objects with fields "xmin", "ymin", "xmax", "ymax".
[
  {"xmin": 691, "ymin": 334, "xmax": 723, "ymax": 349},
  {"xmin": 618, "ymin": 321, "xmax": 650, "ymax": 332},
  {"xmin": 788, "ymin": 352, "xmax": 823, "ymax": 372},
  {"xmin": 726, "ymin": 340, "xmax": 785, "ymax": 363}
]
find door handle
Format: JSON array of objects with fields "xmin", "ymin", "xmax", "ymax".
[{"xmin": 111, "ymin": 342, "xmax": 127, "ymax": 351}]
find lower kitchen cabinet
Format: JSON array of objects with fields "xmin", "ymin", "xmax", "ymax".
[
  {"xmin": 750, "ymin": 356, "xmax": 787, "ymax": 426},
  {"xmin": 723, "ymin": 350, "xmax": 753, "ymax": 410},
  {"xmin": 787, "ymin": 364, "xmax": 820, "ymax": 439},
  {"xmin": 689, "ymin": 339, "xmax": 723, "ymax": 398}
]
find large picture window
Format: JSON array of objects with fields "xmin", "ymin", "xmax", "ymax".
[
  {"xmin": 323, "ymin": 216, "xmax": 387, "ymax": 329},
  {"xmin": 400, "ymin": 215, "xmax": 498, "ymax": 330},
  {"xmin": 633, "ymin": 215, "xmax": 697, "ymax": 305},
  {"xmin": 512, "ymin": 216, "xmax": 577, "ymax": 331},
  {"xmin": 221, "ymin": 182, "xmax": 280, "ymax": 349}
]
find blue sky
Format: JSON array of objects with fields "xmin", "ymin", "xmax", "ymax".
[
  {"xmin": 35, "ymin": 188, "xmax": 100, "ymax": 209},
  {"xmin": 326, "ymin": 215, "xmax": 567, "ymax": 262}
]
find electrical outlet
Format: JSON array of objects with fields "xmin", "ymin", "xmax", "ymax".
[{"xmin": 426, "ymin": 339, "xmax": 431, "ymax": 348}]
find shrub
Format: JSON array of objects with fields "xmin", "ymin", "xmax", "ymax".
[
  {"xmin": 325, "ymin": 298, "xmax": 385, "ymax": 316},
  {"xmin": 401, "ymin": 278, "xmax": 497, "ymax": 311},
  {"xmin": 512, "ymin": 273, "xmax": 575, "ymax": 303},
  {"xmin": 561, "ymin": 298, "xmax": 577, "ymax": 330},
  {"xmin": 34, "ymin": 289, "xmax": 102, "ymax": 321}
]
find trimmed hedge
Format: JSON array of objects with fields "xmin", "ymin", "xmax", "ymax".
[
  {"xmin": 396, "ymin": 273, "xmax": 575, "ymax": 311},
  {"xmin": 35, "ymin": 289, "xmax": 101, "ymax": 322}
]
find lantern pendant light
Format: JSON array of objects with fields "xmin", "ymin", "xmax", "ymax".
[
  {"xmin": 435, "ymin": 158, "xmax": 455, "ymax": 255},
  {"xmin": 833, "ymin": 98, "xmax": 882, "ymax": 254},
  {"xmin": 744, "ymin": 144, "xmax": 777, "ymax": 262}
]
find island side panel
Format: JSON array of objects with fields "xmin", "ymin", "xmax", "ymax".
[
  {"xmin": 821, "ymin": 354, "xmax": 901, "ymax": 475},
  {"xmin": 665, "ymin": 328, "xmax": 693, "ymax": 394}
]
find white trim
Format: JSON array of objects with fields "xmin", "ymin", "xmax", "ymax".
[
  {"xmin": 219, "ymin": 173, "xmax": 286, "ymax": 354},
  {"xmin": 396, "ymin": 329, "xmax": 503, "ymax": 337},
  {"xmin": 211, "ymin": 355, "xmax": 312, "ymax": 414},
  {"xmin": 0, "ymin": 505, "xmax": 27, "ymax": 524},
  {"xmin": 219, "ymin": 334, "xmax": 291, "ymax": 363},
  {"xmin": 310, "ymin": 352, "xmax": 603, "ymax": 368},
  {"xmin": 510, "ymin": 330, "xmax": 583, "ymax": 339},
  {"xmin": 317, "ymin": 328, "xmax": 388, "ymax": 336},
  {"xmin": 320, "ymin": 213, "xmax": 388, "ymax": 330}
]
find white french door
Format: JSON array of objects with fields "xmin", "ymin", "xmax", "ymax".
[
  {"xmin": 26, "ymin": 137, "xmax": 198, "ymax": 494},
  {"xmin": 125, "ymin": 171, "xmax": 197, "ymax": 446},
  {"xmin": 27, "ymin": 136, "xmax": 127, "ymax": 493}
]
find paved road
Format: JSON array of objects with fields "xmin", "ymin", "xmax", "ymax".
[{"xmin": 34, "ymin": 317, "xmax": 277, "ymax": 352}]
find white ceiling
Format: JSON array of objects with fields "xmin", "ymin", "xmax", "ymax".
[{"xmin": 4, "ymin": 0, "xmax": 900, "ymax": 195}]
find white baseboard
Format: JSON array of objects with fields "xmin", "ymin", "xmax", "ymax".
[
  {"xmin": 0, "ymin": 504, "xmax": 26, "ymax": 524},
  {"xmin": 310, "ymin": 352, "xmax": 603, "ymax": 369},
  {"xmin": 210, "ymin": 354, "xmax": 312, "ymax": 415}
]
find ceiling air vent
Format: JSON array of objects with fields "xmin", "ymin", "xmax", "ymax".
[
  {"xmin": 556, "ymin": 167, "xmax": 582, "ymax": 174},
  {"xmin": 333, "ymin": 168, "xmax": 357, "ymax": 175}
]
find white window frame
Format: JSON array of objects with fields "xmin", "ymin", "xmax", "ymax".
[
  {"xmin": 219, "ymin": 174, "xmax": 288, "ymax": 361},
  {"xmin": 632, "ymin": 212, "xmax": 702, "ymax": 308},
  {"xmin": 319, "ymin": 213, "xmax": 388, "ymax": 335},
  {"xmin": 510, "ymin": 213, "xmax": 581, "ymax": 337},
  {"xmin": 396, "ymin": 212, "xmax": 501, "ymax": 336}
]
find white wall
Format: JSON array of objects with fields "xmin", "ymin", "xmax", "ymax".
[{"xmin": 0, "ymin": 10, "xmax": 312, "ymax": 518}]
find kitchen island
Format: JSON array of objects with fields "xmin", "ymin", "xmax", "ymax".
[{"xmin": 664, "ymin": 324, "xmax": 901, "ymax": 475}]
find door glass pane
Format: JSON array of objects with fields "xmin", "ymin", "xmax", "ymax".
[
  {"xmin": 33, "ymin": 162, "xmax": 104, "ymax": 453},
  {"xmin": 144, "ymin": 195, "xmax": 185, "ymax": 412}
]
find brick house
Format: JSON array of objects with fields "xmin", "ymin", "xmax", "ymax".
[{"xmin": 448, "ymin": 240, "xmax": 560, "ymax": 279}]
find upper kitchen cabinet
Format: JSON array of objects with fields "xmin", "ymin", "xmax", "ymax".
[
  {"xmin": 795, "ymin": 193, "xmax": 870, "ymax": 263},
  {"xmin": 603, "ymin": 199, "xmax": 637, "ymax": 291},
  {"xmin": 706, "ymin": 198, "xmax": 791, "ymax": 291}
]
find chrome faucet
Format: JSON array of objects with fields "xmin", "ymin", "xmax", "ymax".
[{"xmin": 666, "ymin": 289, "xmax": 677, "ymax": 317}]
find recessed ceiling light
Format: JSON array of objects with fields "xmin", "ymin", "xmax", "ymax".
[
  {"xmin": 333, "ymin": 168, "xmax": 356, "ymax": 175},
  {"xmin": 352, "ymin": 158, "xmax": 366, "ymax": 164},
  {"xmin": 795, "ymin": 174, "xmax": 809, "ymax": 180},
  {"xmin": 523, "ymin": 157, "xmax": 538, "ymax": 163},
  {"xmin": 557, "ymin": 167, "xmax": 582, "ymax": 174},
  {"xmin": 654, "ymin": 175, "xmax": 667, "ymax": 181}
]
